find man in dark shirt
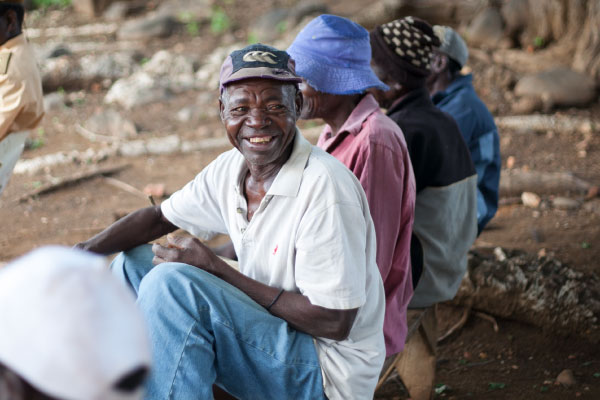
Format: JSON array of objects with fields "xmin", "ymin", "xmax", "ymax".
[
  {"xmin": 369, "ymin": 17, "xmax": 478, "ymax": 398},
  {"xmin": 370, "ymin": 16, "xmax": 478, "ymax": 308}
]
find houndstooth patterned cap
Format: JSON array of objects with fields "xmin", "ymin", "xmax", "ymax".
[{"xmin": 378, "ymin": 16, "xmax": 440, "ymax": 74}]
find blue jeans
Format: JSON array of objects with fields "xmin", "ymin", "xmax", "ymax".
[{"xmin": 111, "ymin": 245, "xmax": 326, "ymax": 400}]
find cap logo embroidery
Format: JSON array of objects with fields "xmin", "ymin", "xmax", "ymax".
[{"xmin": 243, "ymin": 51, "xmax": 277, "ymax": 64}]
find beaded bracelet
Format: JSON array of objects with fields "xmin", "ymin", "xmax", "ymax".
[{"xmin": 266, "ymin": 288, "xmax": 285, "ymax": 311}]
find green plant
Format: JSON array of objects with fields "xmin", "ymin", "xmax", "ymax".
[
  {"xmin": 488, "ymin": 382, "xmax": 506, "ymax": 390},
  {"xmin": 210, "ymin": 7, "xmax": 230, "ymax": 34},
  {"xmin": 247, "ymin": 32, "xmax": 259, "ymax": 44},
  {"xmin": 276, "ymin": 20, "xmax": 288, "ymax": 34},
  {"xmin": 534, "ymin": 36, "xmax": 545, "ymax": 48},
  {"xmin": 186, "ymin": 21, "xmax": 200, "ymax": 36},
  {"xmin": 33, "ymin": 0, "xmax": 71, "ymax": 9}
]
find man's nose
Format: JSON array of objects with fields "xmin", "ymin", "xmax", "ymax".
[{"xmin": 245, "ymin": 108, "xmax": 270, "ymax": 128}]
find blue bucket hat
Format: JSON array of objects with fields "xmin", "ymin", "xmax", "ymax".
[{"xmin": 287, "ymin": 14, "xmax": 389, "ymax": 95}]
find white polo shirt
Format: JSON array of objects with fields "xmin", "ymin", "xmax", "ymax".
[{"xmin": 161, "ymin": 130, "xmax": 385, "ymax": 399}]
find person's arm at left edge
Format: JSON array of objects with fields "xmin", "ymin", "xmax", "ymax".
[{"xmin": 153, "ymin": 235, "xmax": 358, "ymax": 341}]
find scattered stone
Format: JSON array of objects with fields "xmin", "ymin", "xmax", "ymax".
[
  {"xmin": 104, "ymin": 49, "xmax": 197, "ymax": 109},
  {"xmin": 465, "ymin": 7, "xmax": 505, "ymax": 48},
  {"xmin": 583, "ymin": 199, "xmax": 600, "ymax": 216},
  {"xmin": 506, "ymin": 156, "xmax": 515, "ymax": 169},
  {"xmin": 117, "ymin": 14, "xmax": 178, "ymax": 41},
  {"xmin": 511, "ymin": 96, "xmax": 543, "ymax": 114},
  {"xmin": 143, "ymin": 183, "xmax": 166, "ymax": 198},
  {"xmin": 43, "ymin": 92, "xmax": 66, "ymax": 112},
  {"xmin": 556, "ymin": 369, "xmax": 576, "ymax": 387},
  {"xmin": 176, "ymin": 107, "xmax": 194, "ymax": 123},
  {"xmin": 514, "ymin": 68, "xmax": 597, "ymax": 110},
  {"xmin": 157, "ymin": 0, "xmax": 212, "ymax": 20},
  {"xmin": 41, "ymin": 51, "xmax": 140, "ymax": 92},
  {"xmin": 521, "ymin": 192, "xmax": 541, "ymax": 208},
  {"xmin": 552, "ymin": 197, "xmax": 580, "ymax": 210},
  {"xmin": 585, "ymin": 186, "xmax": 599, "ymax": 200},
  {"xmin": 105, "ymin": 72, "xmax": 171, "ymax": 109},
  {"xmin": 494, "ymin": 247, "xmax": 507, "ymax": 262},
  {"xmin": 195, "ymin": 44, "xmax": 242, "ymax": 90},
  {"xmin": 84, "ymin": 110, "xmax": 138, "ymax": 139},
  {"xmin": 72, "ymin": 0, "xmax": 110, "ymax": 17},
  {"xmin": 501, "ymin": 170, "xmax": 591, "ymax": 197}
]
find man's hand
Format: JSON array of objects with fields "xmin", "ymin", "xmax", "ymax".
[{"xmin": 152, "ymin": 235, "xmax": 221, "ymax": 274}]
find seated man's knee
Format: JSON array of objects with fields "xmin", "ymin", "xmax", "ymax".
[{"xmin": 138, "ymin": 263, "xmax": 197, "ymax": 298}]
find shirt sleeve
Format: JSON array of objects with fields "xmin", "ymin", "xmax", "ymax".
[
  {"xmin": 0, "ymin": 72, "xmax": 25, "ymax": 142},
  {"xmin": 294, "ymin": 199, "xmax": 368, "ymax": 310},
  {"xmin": 353, "ymin": 140, "xmax": 413, "ymax": 299},
  {"xmin": 161, "ymin": 155, "xmax": 229, "ymax": 240}
]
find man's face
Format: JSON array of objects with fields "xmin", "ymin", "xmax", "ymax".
[
  {"xmin": 220, "ymin": 79, "xmax": 302, "ymax": 167},
  {"xmin": 298, "ymin": 81, "xmax": 323, "ymax": 120}
]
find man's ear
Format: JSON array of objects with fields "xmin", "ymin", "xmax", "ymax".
[
  {"xmin": 294, "ymin": 88, "xmax": 303, "ymax": 120},
  {"xmin": 218, "ymin": 98, "xmax": 225, "ymax": 121},
  {"xmin": 5, "ymin": 10, "xmax": 19, "ymax": 36},
  {"xmin": 430, "ymin": 52, "xmax": 448, "ymax": 74}
]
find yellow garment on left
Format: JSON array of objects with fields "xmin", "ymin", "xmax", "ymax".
[{"xmin": 0, "ymin": 33, "xmax": 44, "ymax": 142}]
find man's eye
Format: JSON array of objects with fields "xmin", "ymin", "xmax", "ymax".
[
  {"xmin": 267, "ymin": 104, "xmax": 285, "ymax": 111},
  {"xmin": 231, "ymin": 106, "xmax": 248, "ymax": 113}
]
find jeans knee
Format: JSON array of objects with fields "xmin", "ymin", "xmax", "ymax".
[{"xmin": 138, "ymin": 263, "xmax": 195, "ymax": 297}]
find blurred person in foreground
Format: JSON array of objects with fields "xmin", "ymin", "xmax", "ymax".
[
  {"xmin": 369, "ymin": 17, "xmax": 478, "ymax": 398},
  {"xmin": 0, "ymin": 0, "xmax": 44, "ymax": 196},
  {"xmin": 0, "ymin": 246, "xmax": 151, "ymax": 400},
  {"xmin": 75, "ymin": 43, "xmax": 385, "ymax": 400},
  {"xmin": 287, "ymin": 14, "xmax": 416, "ymax": 358},
  {"xmin": 428, "ymin": 25, "xmax": 501, "ymax": 234}
]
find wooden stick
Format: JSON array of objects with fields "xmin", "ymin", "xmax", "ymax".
[
  {"xmin": 438, "ymin": 307, "xmax": 471, "ymax": 343},
  {"xmin": 474, "ymin": 311, "xmax": 500, "ymax": 333},
  {"xmin": 75, "ymin": 123, "xmax": 121, "ymax": 143},
  {"xmin": 15, "ymin": 164, "xmax": 130, "ymax": 203}
]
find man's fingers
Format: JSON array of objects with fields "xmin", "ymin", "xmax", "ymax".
[
  {"xmin": 166, "ymin": 234, "xmax": 186, "ymax": 249},
  {"xmin": 152, "ymin": 255, "xmax": 166, "ymax": 265},
  {"xmin": 152, "ymin": 243, "xmax": 178, "ymax": 261}
]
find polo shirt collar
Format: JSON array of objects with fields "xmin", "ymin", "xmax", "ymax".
[
  {"xmin": 323, "ymin": 94, "xmax": 379, "ymax": 138},
  {"xmin": 266, "ymin": 128, "xmax": 312, "ymax": 197},
  {"xmin": 2, "ymin": 34, "xmax": 25, "ymax": 50}
]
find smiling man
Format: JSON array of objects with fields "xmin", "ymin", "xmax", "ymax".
[{"xmin": 75, "ymin": 44, "xmax": 385, "ymax": 400}]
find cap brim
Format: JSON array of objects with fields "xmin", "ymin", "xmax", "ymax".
[{"xmin": 221, "ymin": 66, "xmax": 302, "ymax": 89}]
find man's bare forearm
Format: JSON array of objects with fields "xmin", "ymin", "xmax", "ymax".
[
  {"xmin": 213, "ymin": 259, "xmax": 357, "ymax": 340},
  {"xmin": 75, "ymin": 206, "xmax": 177, "ymax": 255}
]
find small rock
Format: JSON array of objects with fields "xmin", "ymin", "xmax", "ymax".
[
  {"xmin": 118, "ymin": 140, "xmax": 147, "ymax": 157},
  {"xmin": 514, "ymin": 68, "xmax": 597, "ymax": 109},
  {"xmin": 105, "ymin": 72, "xmax": 171, "ymax": 109},
  {"xmin": 465, "ymin": 7, "xmax": 505, "ymax": 48},
  {"xmin": 538, "ymin": 248, "xmax": 546, "ymax": 258},
  {"xmin": 43, "ymin": 92, "xmax": 66, "ymax": 112},
  {"xmin": 521, "ymin": 192, "xmax": 541, "ymax": 208},
  {"xmin": 176, "ymin": 107, "xmax": 194, "ymax": 123},
  {"xmin": 501, "ymin": 0, "xmax": 528, "ymax": 38},
  {"xmin": 493, "ymin": 247, "xmax": 507, "ymax": 262},
  {"xmin": 585, "ymin": 186, "xmax": 599, "ymax": 200},
  {"xmin": 552, "ymin": 197, "xmax": 580, "ymax": 210},
  {"xmin": 84, "ymin": 109, "xmax": 138, "ymax": 139},
  {"xmin": 506, "ymin": 155, "xmax": 515, "ymax": 169},
  {"xmin": 117, "ymin": 14, "xmax": 178, "ymax": 41},
  {"xmin": 143, "ymin": 183, "xmax": 166, "ymax": 198},
  {"xmin": 511, "ymin": 96, "xmax": 542, "ymax": 114},
  {"xmin": 556, "ymin": 369, "xmax": 576, "ymax": 387}
]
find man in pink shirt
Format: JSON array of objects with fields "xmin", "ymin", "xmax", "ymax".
[{"xmin": 288, "ymin": 14, "xmax": 416, "ymax": 357}]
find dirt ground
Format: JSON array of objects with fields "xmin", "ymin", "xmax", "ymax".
[{"xmin": 1, "ymin": 1, "xmax": 599, "ymax": 399}]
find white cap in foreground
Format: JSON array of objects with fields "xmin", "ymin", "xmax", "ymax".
[{"xmin": 0, "ymin": 246, "xmax": 151, "ymax": 400}]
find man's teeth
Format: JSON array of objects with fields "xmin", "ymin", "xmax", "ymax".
[{"xmin": 249, "ymin": 137, "xmax": 273, "ymax": 143}]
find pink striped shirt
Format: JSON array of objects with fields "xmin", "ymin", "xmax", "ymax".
[{"xmin": 317, "ymin": 94, "xmax": 416, "ymax": 356}]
